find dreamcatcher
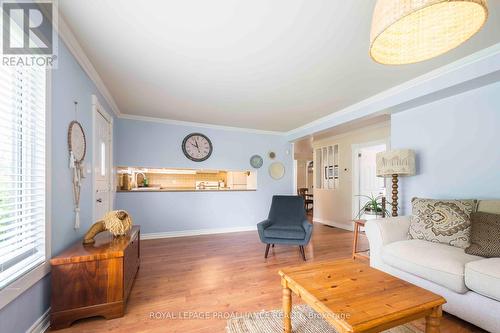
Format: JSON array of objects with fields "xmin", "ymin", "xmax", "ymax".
[{"xmin": 68, "ymin": 101, "xmax": 87, "ymax": 229}]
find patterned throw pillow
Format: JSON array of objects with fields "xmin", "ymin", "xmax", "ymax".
[
  {"xmin": 408, "ymin": 198, "xmax": 477, "ymax": 249},
  {"xmin": 465, "ymin": 212, "xmax": 500, "ymax": 257}
]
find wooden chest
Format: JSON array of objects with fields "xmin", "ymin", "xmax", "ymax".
[{"xmin": 50, "ymin": 226, "xmax": 140, "ymax": 330}]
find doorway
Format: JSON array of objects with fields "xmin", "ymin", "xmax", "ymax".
[
  {"xmin": 92, "ymin": 95, "xmax": 113, "ymax": 221},
  {"xmin": 352, "ymin": 141, "xmax": 387, "ymax": 220},
  {"xmin": 306, "ymin": 160, "xmax": 313, "ymax": 191}
]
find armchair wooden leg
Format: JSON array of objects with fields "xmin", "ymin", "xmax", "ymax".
[
  {"xmin": 299, "ymin": 246, "xmax": 306, "ymax": 261},
  {"xmin": 264, "ymin": 244, "xmax": 270, "ymax": 258}
]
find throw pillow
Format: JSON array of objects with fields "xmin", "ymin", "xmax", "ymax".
[
  {"xmin": 408, "ymin": 198, "xmax": 477, "ymax": 249},
  {"xmin": 465, "ymin": 212, "xmax": 500, "ymax": 257}
]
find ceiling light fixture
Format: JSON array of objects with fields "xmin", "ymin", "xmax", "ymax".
[{"xmin": 369, "ymin": 0, "xmax": 489, "ymax": 65}]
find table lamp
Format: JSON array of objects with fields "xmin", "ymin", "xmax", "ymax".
[{"xmin": 376, "ymin": 149, "xmax": 416, "ymax": 217}]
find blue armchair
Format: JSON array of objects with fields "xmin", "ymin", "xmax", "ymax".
[{"xmin": 257, "ymin": 195, "xmax": 313, "ymax": 261}]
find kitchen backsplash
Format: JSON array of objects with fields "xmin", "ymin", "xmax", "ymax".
[{"xmin": 146, "ymin": 172, "xmax": 227, "ymax": 188}]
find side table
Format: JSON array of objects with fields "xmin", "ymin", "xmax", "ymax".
[{"xmin": 352, "ymin": 219, "xmax": 369, "ymax": 260}]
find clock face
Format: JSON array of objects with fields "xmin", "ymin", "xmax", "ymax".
[{"xmin": 182, "ymin": 133, "xmax": 213, "ymax": 162}]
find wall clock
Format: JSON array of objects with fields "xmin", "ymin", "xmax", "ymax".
[{"xmin": 182, "ymin": 133, "xmax": 213, "ymax": 162}]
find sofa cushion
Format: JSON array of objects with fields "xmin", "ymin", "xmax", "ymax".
[
  {"xmin": 465, "ymin": 212, "xmax": 500, "ymax": 257},
  {"xmin": 382, "ymin": 239, "xmax": 482, "ymax": 293},
  {"xmin": 408, "ymin": 198, "xmax": 476, "ymax": 249},
  {"xmin": 263, "ymin": 224, "xmax": 305, "ymax": 240},
  {"xmin": 465, "ymin": 259, "xmax": 500, "ymax": 301},
  {"xmin": 477, "ymin": 200, "xmax": 500, "ymax": 214}
]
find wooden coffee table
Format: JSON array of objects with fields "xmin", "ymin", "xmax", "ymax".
[{"xmin": 279, "ymin": 259, "xmax": 446, "ymax": 333}]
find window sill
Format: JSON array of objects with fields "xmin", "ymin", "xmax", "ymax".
[{"xmin": 0, "ymin": 261, "xmax": 51, "ymax": 310}]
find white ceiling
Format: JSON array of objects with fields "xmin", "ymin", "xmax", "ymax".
[{"xmin": 59, "ymin": 0, "xmax": 500, "ymax": 132}]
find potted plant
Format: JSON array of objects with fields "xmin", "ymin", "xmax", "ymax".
[{"xmin": 354, "ymin": 194, "xmax": 392, "ymax": 219}]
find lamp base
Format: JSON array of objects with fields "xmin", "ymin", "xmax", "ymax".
[{"xmin": 392, "ymin": 174, "xmax": 398, "ymax": 217}]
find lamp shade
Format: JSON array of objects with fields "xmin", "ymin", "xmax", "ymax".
[
  {"xmin": 376, "ymin": 149, "xmax": 416, "ymax": 177},
  {"xmin": 369, "ymin": 0, "xmax": 489, "ymax": 65}
]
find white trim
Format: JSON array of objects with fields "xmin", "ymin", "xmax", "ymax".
[
  {"xmin": 0, "ymin": 263, "xmax": 50, "ymax": 311},
  {"xmin": 292, "ymin": 143, "xmax": 297, "ymax": 193},
  {"xmin": 26, "ymin": 307, "xmax": 51, "ymax": 333},
  {"xmin": 45, "ymin": 68, "xmax": 53, "ymax": 263},
  {"xmin": 141, "ymin": 226, "xmax": 257, "ymax": 240},
  {"xmin": 313, "ymin": 218, "xmax": 354, "ymax": 232},
  {"xmin": 57, "ymin": 12, "xmax": 500, "ymax": 139},
  {"xmin": 56, "ymin": 14, "xmax": 500, "ymax": 139},
  {"xmin": 118, "ymin": 113, "xmax": 284, "ymax": 136},
  {"xmin": 287, "ymin": 42, "xmax": 500, "ymax": 141},
  {"xmin": 92, "ymin": 95, "xmax": 114, "ymax": 223},
  {"xmin": 57, "ymin": 14, "xmax": 122, "ymax": 117}
]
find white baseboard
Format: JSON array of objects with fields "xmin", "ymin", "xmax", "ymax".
[
  {"xmin": 142, "ymin": 225, "xmax": 257, "ymax": 240},
  {"xmin": 313, "ymin": 218, "xmax": 354, "ymax": 231},
  {"xmin": 27, "ymin": 307, "xmax": 50, "ymax": 333}
]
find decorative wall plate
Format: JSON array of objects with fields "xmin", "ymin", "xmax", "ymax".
[
  {"xmin": 68, "ymin": 120, "xmax": 86, "ymax": 163},
  {"xmin": 250, "ymin": 155, "xmax": 263, "ymax": 169},
  {"xmin": 268, "ymin": 151, "xmax": 276, "ymax": 159},
  {"xmin": 269, "ymin": 162, "xmax": 285, "ymax": 180}
]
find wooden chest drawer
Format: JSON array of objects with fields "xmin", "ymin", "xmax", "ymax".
[{"xmin": 50, "ymin": 226, "xmax": 140, "ymax": 330}]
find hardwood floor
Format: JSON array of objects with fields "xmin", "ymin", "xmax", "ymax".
[{"xmin": 50, "ymin": 219, "xmax": 485, "ymax": 333}]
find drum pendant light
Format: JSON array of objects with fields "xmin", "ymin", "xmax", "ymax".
[{"xmin": 369, "ymin": 0, "xmax": 489, "ymax": 65}]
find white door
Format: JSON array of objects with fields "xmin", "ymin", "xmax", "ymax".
[
  {"xmin": 353, "ymin": 143, "xmax": 386, "ymax": 219},
  {"xmin": 94, "ymin": 109, "xmax": 112, "ymax": 220}
]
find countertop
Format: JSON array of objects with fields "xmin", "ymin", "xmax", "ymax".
[{"xmin": 116, "ymin": 187, "xmax": 256, "ymax": 192}]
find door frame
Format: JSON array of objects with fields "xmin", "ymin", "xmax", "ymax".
[
  {"xmin": 351, "ymin": 139, "xmax": 389, "ymax": 220},
  {"xmin": 92, "ymin": 94, "xmax": 114, "ymax": 222}
]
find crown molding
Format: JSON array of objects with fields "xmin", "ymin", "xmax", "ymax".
[
  {"xmin": 57, "ymin": 13, "xmax": 122, "ymax": 117},
  {"xmin": 286, "ymin": 42, "xmax": 500, "ymax": 141},
  {"xmin": 119, "ymin": 113, "xmax": 285, "ymax": 135},
  {"xmin": 54, "ymin": 11, "xmax": 500, "ymax": 140},
  {"xmin": 119, "ymin": 43, "xmax": 500, "ymax": 138}
]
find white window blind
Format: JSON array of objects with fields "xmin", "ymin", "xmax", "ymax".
[{"xmin": 0, "ymin": 64, "xmax": 46, "ymax": 290}]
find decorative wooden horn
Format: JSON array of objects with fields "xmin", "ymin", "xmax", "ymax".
[{"xmin": 82, "ymin": 220, "xmax": 106, "ymax": 245}]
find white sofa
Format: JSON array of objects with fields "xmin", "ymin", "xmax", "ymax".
[{"xmin": 365, "ymin": 200, "xmax": 500, "ymax": 333}]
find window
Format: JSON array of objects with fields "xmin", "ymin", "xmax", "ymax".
[
  {"xmin": 0, "ymin": 64, "xmax": 47, "ymax": 290},
  {"xmin": 315, "ymin": 144, "xmax": 339, "ymax": 190}
]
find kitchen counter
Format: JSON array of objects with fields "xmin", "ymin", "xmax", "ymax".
[{"xmin": 117, "ymin": 187, "xmax": 256, "ymax": 192}]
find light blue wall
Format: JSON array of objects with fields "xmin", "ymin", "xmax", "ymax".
[
  {"xmin": 115, "ymin": 119, "xmax": 294, "ymax": 234},
  {"xmin": 0, "ymin": 39, "xmax": 115, "ymax": 333},
  {"xmin": 50, "ymin": 46, "xmax": 115, "ymax": 256},
  {"xmin": 392, "ymin": 81, "xmax": 500, "ymax": 215},
  {"xmin": 0, "ymin": 275, "xmax": 50, "ymax": 333}
]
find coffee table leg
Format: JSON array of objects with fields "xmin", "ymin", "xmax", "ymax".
[
  {"xmin": 282, "ymin": 282, "xmax": 292, "ymax": 333},
  {"xmin": 425, "ymin": 305, "xmax": 442, "ymax": 333}
]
